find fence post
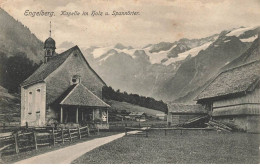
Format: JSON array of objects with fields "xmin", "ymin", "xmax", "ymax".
[
  {"xmin": 0, "ymin": 151, "xmax": 2, "ymax": 163},
  {"xmin": 97, "ymin": 127, "xmax": 99, "ymax": 135},
  {"xmin": 52, "ymin": 128, "xmax": 55, "ymax": 146},
  {"xmin": 145, "ymin": 129, "xmax": 148, "ymax": 138},
  {"xmin": 13, "ymin": 133, "xmax": 19, "ymax": 154},
  {"xmin": 33, "ymin": 132, "xmax": 38, "ymax": 150},
  {"xmin": 125, "ymin": 127, "xmax": 127, "ymax": 136},
  {"xmin": 164, "ymin": 129, "xmax": 167, "ymax": 136},
  {"xmin": 180, "ymin": 129, "xmax": 183, "ymax": 135},
  {"xmin": 87, "ymin": 126, "xmax": 90, "ymax": 136},
  {"xmin": 61, "ymin": 128, "xmax": 64, "ymax": 144},
  {"xmin": 68, "ymin": 129, "xmax": 72, "ymax": 142},
  {"xmin": 78, "ymin": 127, "xmax": 81, "ymax": 139}
]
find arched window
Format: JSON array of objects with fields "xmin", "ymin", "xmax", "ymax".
[{"xmin": 47, "ymin": 50, "xmax": 51, "ymax": 56}]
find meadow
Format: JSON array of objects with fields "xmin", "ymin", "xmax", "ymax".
[{"xmin": 73, "ymin": 130, "xmax": 260, "ymax": 164}]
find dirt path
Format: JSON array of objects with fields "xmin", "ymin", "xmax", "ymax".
[{"xmin": 15, "ymin": 131, "xmax": 140, "ymax": 164}]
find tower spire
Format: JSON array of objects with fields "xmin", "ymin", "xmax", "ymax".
[
  {"xmin": 44, "ymin": 21, "xmax": 56, "ymax": 63},
  {"xmin": 49, "ymin": 21, "xmax": 51, "ymax": 37}
]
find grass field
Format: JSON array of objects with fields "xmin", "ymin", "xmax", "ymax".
[{"xmin": 72, "ymin": 130, "xmax": 260, "ymax": 164}]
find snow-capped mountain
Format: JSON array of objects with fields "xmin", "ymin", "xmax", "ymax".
[
  {"xmin": 82, "ymin": 26, "xmax": 259, "ymax": 101},
  {"xmin": 87, "ymin": 26, "xmax": 259, "ymax": 67},
  {"xmin": 155, "ymin": 26, "xmax": 260, "ymax": 102},
  {"xmin": 85, "ymin": 34, "xmax": 219, "ymax": 67}
]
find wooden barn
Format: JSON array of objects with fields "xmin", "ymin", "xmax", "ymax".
[
  {"xmin": 20, "ymin": 35, "xmax": 110, "ymax": 128},
  {"xmin": 196, "ymin": 60, "xmax": 260, "ymax": 133},
  {"xmin": 129, "ymin": 112, "xmax": 146, "ymax": 122},
  {"xmin": 167, "ymin": 103, "xmax": 207, "ymax": 125}
]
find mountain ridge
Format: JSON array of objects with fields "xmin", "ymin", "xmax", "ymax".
[{"xmin": 1, "ymin": 8, "xmax": 259, "ymax": 103}]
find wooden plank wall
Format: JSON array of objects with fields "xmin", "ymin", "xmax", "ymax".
[{"xmin": 213, "ymin": 87, "xmax": 260, "ymax": 108}]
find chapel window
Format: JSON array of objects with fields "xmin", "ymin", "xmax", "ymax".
[
  {"xmin": 28, "ymin": 91, "xmax": 33, "ymax": 115},
  {"xmin": 71, "ymin": 75, "xmax": 81, "ymax": 85},
  {"xmin": 36, "ymin": 88, "xmax": 41, "ymax": 112},
  {"xmin": 47, "ymin": 50, "xmax": 51, "ymax": 56}
]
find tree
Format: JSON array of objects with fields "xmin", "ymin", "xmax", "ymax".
[
  {"xmin": 0, "ymin": 52, "xmax": 8, "ymax": 87},
  {"xmin": 102, "ymin": 86, "xmax": 168, "ymax": 113},
  {"xmin": 0, "ymin": 52, "xmax": 40, "ymax": 93}
]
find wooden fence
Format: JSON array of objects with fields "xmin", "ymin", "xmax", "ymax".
[
  {"xmin": 0, "ymin": 125, "xmax": 98, "ymax": 156},
  {"xmin": 109, "ymin": 121, "xmax": 167, "ymax": 128},
  {"xmin": 124, "ymin": 127, "xmax": 215, "ymax": 137},
  {"xmin": 124, "ymin": 127, "xmax": 150, "ymax": 137}
]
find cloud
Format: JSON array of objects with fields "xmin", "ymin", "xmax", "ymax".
[{"xmin": 58, "ymin": 41, "xmax": 75, "ymax": 49}]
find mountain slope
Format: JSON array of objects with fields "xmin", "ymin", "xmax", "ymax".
[
  {"xmin": 0, "ymin": 8, "xmax": 43, "ymax": 63},
  {"xmin": 154, "ymin": 34, "xmax": 251, "ymax": 101},
  {"xmin": 221, "ymin": 37, "xmax": 260, "ymax": 70},
  {"xmin": 83, "ymin": 26, "xmax": 259, "ymax": 101},
  {"xmin": 0, "ymin": 86, "xmax": 20, "ymax": 124},
  {"xmin": 175, "ymin": 34, "xmax": 260, "ymax": 103},
  {"xmin": 84, "ymin": 34, "xmax": 222, "ymax": 97}
]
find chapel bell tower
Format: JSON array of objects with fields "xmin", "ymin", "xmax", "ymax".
[{"xmin": 44, "ymin": 21, "xmax": 56, "ymax": 63}]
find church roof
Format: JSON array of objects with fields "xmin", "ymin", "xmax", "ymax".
[
  {"xmin": 195, "ymin": 60, "xmax": 260, "ymax": 101},
  {"xmin": 21, "ymin": 46, "xmax": 74, "ymax": 86},
  {"xmin": 59, "ymin": 84, "xmax": 110, "ymax": 107},
  {"xmin": 21, "ymin": 45, "xmax": 106, "ymax": 87}
]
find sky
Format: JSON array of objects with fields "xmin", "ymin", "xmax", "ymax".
[{"xmin": 1, "ymin": 0, "xmax": 260, "ymax": 49}]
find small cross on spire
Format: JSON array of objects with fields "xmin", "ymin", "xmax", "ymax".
[{"xmin": 49, "ymin": 21, "xmax": 52, "ymax": 37}]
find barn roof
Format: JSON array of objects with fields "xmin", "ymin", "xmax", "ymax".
[
  {"xmin": 167, "ymin": 103, "xmax": 207, "ymax": 114},
  {"xmin": 195, "ymin": 60, "xmax": 260, "ymax": 101},
  {"xmin": 21, "ymin": 45, "xmax": 106, "ymax": 87},
  {"xmin": 59, "ymin": 83, "xmax": 110, "ymax": 108}
]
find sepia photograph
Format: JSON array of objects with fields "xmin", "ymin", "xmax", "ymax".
[{"xmin": 0, "ymin": 0, "xmax": 259, "ymax": 164}]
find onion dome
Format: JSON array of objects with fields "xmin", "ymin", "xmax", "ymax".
[{"xmin": 44, "ymin": 37, "xmax": 56, "ymax": 49}]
